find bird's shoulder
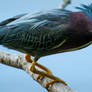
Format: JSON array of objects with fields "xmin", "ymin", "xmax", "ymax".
[
  {"xmin": 0, "ymin": 9, "xmax": 72, "ymax": 35},
  {"xmin": 5, "ymin": 9, "xmax": 71, "ymax": 26}
]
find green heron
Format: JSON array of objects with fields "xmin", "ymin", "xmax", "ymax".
[{"xmin": 0, "ymin": 4, "xmax": 92, "ymax": 89}]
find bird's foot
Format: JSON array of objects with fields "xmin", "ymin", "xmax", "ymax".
[
  {"xmin": 25, "ymin": 54, "xmax": 67, "ymax": 91},
  {"xmin": 25, "ymin": 54, "xmax": 53, "ymax": 73},
  {"xmin": 46, "ymin": 78, "xmax": 67, "ymax": 91},
  {"xmin": 30, "ymin": 60, "xmax": 67, "ymax": 88},
  {"xmin": 25, "ymin": 54, "xmax": 33, "ymax": 63}
]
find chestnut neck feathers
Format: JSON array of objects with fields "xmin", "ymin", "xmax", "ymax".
[
  {"xmin": 70, "ymin": 12, "xmax": 92, "ymax": 32},
  {"xmin": 69, "ymin": 4, "xmax": 92, "ymax": 33}
]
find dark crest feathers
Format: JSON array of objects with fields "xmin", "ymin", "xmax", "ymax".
[{"xmin": 76, "ymin": 4, "xmax": 92, "ymax": 20}]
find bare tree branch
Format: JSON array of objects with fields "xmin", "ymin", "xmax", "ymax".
[
  {"xmin": 59, "ymin": 0, "xmax": 71, "ymax": 9},
  {"xmin": 0, "ymin": 50, "xmax": 75, "ymax": 92}
]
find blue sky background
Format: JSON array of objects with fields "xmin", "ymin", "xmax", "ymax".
[{"xmin": 0, "ymin": 0, "xmax": 92, "ymax": 92}]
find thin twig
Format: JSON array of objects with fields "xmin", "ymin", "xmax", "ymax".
[{"xmin": 59, "ymin": 0, "xmax": 71, "ymax": 9}]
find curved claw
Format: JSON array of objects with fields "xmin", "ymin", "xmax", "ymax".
[{"xmin": 46, "ymin": 79, "xmax": 67, "ymax": 91}]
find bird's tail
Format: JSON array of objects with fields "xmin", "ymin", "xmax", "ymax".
[
  {"xmin": 0, "ymin": 17, "xmax": 16, "ymax": 44},
  {"xmin": 0, "ymin": 14, "xmax": 26, "ymax": 44},
  {"xmin": 0, "ymin": 26, "xmax": 9, "ymax": 44}
]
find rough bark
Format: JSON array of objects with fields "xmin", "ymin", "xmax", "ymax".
[
  {"xmin": 59, "ymin": 0, "xmax": 71, "ymax": 9},
  {"xmin": 0, "ymin": 50, "xmax": 75, "ymax": 92}
]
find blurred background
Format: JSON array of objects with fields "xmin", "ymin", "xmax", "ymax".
[{"xmin": 0, "ymin": 0, "xmax": 92, "ymax": 92}]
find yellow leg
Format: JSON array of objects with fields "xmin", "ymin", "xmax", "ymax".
[
  {"xmin": 25, "ymin": 54, "xmax": 67, "ymax": 91},
  {"xmin": 30, "ymin": 60, "xmax": 67, "ymax": 88},
  {"xmin": 25, "ymin": 54, "xmax": 52, "ymax": 75}
]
